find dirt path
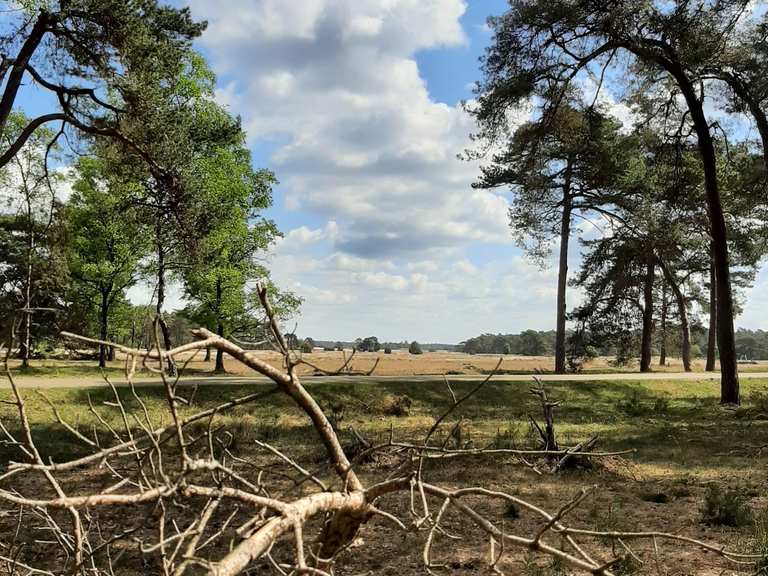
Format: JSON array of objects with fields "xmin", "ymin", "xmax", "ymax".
[{"xmin": 6, "ymin": 370, "xmax": 768, "ymax": 389}]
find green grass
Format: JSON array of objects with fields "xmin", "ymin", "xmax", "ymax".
[
  {"xmin": 3, "ymin": 375, "xmax": 768, "ymax": 477},
  {"xmin": 2, "ymin": 375, "xmax": 767, "ymax": 575}
]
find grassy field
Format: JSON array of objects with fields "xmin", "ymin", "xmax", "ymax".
[
  {"xmin": 2, "ymin": 374, "xmax": 768, "ymax": 574},
  {"xmin": 8, "ymin": 349, "xmax": 768, "ymax": 378}
]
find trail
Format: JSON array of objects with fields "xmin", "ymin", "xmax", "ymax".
[{"xmin": 6, "ymin": 370, "xmax": 768, "ymax": 389}]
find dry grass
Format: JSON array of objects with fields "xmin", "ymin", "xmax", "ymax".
[
  {"xmin": 1, "ymin": 374, "xmax": 767, "ymax": 574},
  {"xmin": 12, "ymin": 349, "xmax": 768, "ymax": 378}
]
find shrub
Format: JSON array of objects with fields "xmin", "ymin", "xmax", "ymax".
[
  {"xmin": 409, "ymin": 341, "xmax": 423, "ymax": 355},
  {"xmin": 583, "ymin": 345, "xmax": 599, "ymax": 360},
  {"xmin": 323, "ymin": 346, "xmax": 334, "ymax": 352},
  {"xmin": 617, "ymin": 391, "xmax": 645, "ymax": 417},
  {"xmin": 749, "ymin": 391, "xmax": 768, "ymax": 415},
  {"xmin": 384, "ymin": 346, "xmax": 392, "ymax": 354},
  {"xmin": 653, "ymin": 397, "xmax": 670, "ymax": 415},
  {"xmin": 381, "ymin": 394, "xmax": 411, "ymax": 416},
  {"xmin": 300, "ymin": 341, "xmax": 313, "ymax": 353},
  {"xmin": 640, "ymin": 492, "xmax": 669, "ymax": 504},
  {"xmin": 504, "ymin": 502, "xmax": 520, "ymax": 519},
  {"xmin": 700, "ymin": 485, "xmax": 753, "ymax": 526}
]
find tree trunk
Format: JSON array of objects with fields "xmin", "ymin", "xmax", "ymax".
[
  {"xmin": 20, "ymin": 237, "xmax": 33, "ymax": 369},
  {"xmin": 673, "ymin": 292, "xmax": 692, "ymax": 373},
  {"xmin": 99, "ymin": 291, "xmax": 109, "ymax": 369},
  {"xmin": 156, "ymin": 243, "xmax": 176, "ymax": 375},
  {"xmin": 706, "ymin": 254, "xmax": 717, "ymax": 371},
  {"xmin": 554, "ymin": 179, "xmax": 572, "ymax": 374},
  {"xmin": 659, "ymin": 278, "xmax": 667, "ymax": 367},
  {"xmin": 214, "ymin": 278, "xmax": 226, "ymax": 373},
  {"xmin": 658, "ymin": 260, "xmax": 692, "ymax": 372},
  {"xmin": 676, "ymin": 76, "xmax": 739, "ymax": 403},
  {"xmin": 205, "ymin": 346, "xmax": 211, "ymax": 362},
  {"xmin": 215, "ymin": 322, "xmax": 226, "ymax": 373},
  {"xmin": 639, "ymin": 259, "xmax": 655, "ymax": 373}
]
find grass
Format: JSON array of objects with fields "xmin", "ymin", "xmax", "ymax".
[
  {"xmin": 9, "ymin": 351, "xmax": 768, "ymax": 378},
  {"xmin": 2, "ymin": 375, "xmax": 768, "ymax": 574},
  {"xmin": 4, "ymin": 375, "xmax": 768, "ymax": 474}
]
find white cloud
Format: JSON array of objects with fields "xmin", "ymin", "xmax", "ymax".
[
  {"xmin": 187, "ymin": 0, "xmax": 554, "ymax": 341},
  {"xmin": 189, "ymin": 0, "xmax": 516, "ymax": 261}
]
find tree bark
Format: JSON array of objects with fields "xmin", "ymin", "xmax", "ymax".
[
  {"xmin": 214, "ymin": 277, "xmax": 226, "ymax": 373},
  {"xmin": 20, "ymin": 226, "xmax": 33, "ymax": 369},
  {"xmin": 659, "ymin": 278, "xmax": 667, "ymax": 367},
  {"xmin": 0, "ymin": 13, "xmax": 49, "ymax": 143},
  {"xmin": 215, "ymin": 322, "xmax": 226, "ymax": 373},
  {"xmin": 156, "ymin": 242, "xmax": 176, "ymax": 375},
  {"xmin": 674, "ymin": 72, "xmax": 739, "ymax": 403},
  {"xmin": 99, "ymin": 291, "xmax": 109, "ymax": 369},
  {"xmin": 706, "ymin": 254, "xmax": 717, "ymax": 371},
  {"xmin": 623, "ymin": 43, "xmax": 740, "ymax": 402},
  {"xmin": 554, "ymin": 169, "xmax": 573, "ymax": 374},
  {"xmin": 658, "ymin": 261, "xmax": 692, "ymax": 372},
  {"xmin": 639, "ymin": 259, "xmax": 655, "ymax": 373},
  {"xmin": 720, "ymin": 72, "xmax": 768, "ymax": 167}
]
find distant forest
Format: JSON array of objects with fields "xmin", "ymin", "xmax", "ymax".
[{"xmin": 459, "ymin": 328, "xmax": 768, "ymax": 360}]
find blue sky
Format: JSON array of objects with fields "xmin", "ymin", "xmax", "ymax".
[
  {"xmin": 173, "ymin": 0, "xmax": 582, "ymax": 343},
  {"xmin": 15, "ymin": 0, "xmax": 768, "ymax": 343},
  {"xmin": 108, "ymin": 0, "xmax": 768, "ymax": 341}
]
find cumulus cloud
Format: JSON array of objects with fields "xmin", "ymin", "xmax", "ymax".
[
  {"xmin": 187, "ymin": 0, "xmax": 557, "ymax": 341},
  {"xmin": 189, "ymin": 0, "xmax": 515, "ymax": 259}
]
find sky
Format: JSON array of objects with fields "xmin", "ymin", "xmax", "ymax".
[
  {"xmin": 173, "ymin": 0, "xmax": 571, "ymax": 343},
  {"xmin": 14, "ymin": 0, "xmax": 768, "ymax": 343},
  {"xmin": 174, "ymin": 0, "xmax": 768, "ymax": 343}
]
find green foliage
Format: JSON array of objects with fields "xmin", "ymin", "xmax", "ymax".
[
  {"xmin": 181, "ymin": 135, "xmax": 286, "ymax": 341},
  {"xmin": 462, "ymin": 331, "xmax": 555, "ymax": 355},
  {"xmin": 0, "ymin": 113, "xmax": 69, "ymax": 350},
  {"xmin": 519, "ymin": 329, "xmax": 546, "ymax": 356},
  {"xmin": 384, "ymin": 346, "xmax": 392, "ymax": 354},
  {"xmin": 381, "ymin": 394, "xmax": 412, "ymax": 417},
  {"xmin": 616, "ymin": 392, "xmax": 670, "ymax": 417},
  {"xmin": 700, "ymin": 485, "xmax": 753, "ymax": 527},
  {"xmin": 66, "ymin": 156, "xmax": 150, "ymax": 349},
  {"xmin": 408, "ymin": 341, "xmax": 423, "ymax": 355},
  {"xmin": 476, "ymin": 104, "xmax": 632, "ymax": 264},
  {"xmin": 1, "ymin": 0, "xmax": 206, "ymax": 169},
  {"xmin": 356, "ymin": 336, "xmax": 380, "ymax": 352}
]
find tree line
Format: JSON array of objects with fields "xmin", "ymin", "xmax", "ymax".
[
  {"xmin": 0, "ymin": 2, "xmax": 299, "ymax": 373},
  {"xmin": 470, "ymin": 0, "xmax": 768, "ymax": 403}
]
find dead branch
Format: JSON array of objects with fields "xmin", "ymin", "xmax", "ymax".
[{"xmin": 0, "ymin": 284, "xmax": 757, "ymax": 576}]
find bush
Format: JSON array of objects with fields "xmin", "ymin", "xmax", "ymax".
[
  {"xmin": 409, "ymin": 341, "xmax": 423, "ymax": 355},
  {"xmin": 300, "ymin": 341, "xmax": 313, "ymax": 353},
  {"xmin": 617, "ymin": 391, "xmax": 645, "ymax": 417},
  {"xmin": 640, "ymin": 492, "xmax": 669, "ymax": 504},
  {"xmin": 701, "ymin": 485, "xmax": 753, "ymax": 526},
  {"xmin": 749, "ymin": 391, "xmax": 768, "ymax": 414},
  {"xmin": 381, "ymin": 394, "xmax": 411, "ymax": 416},
  {"xmin": 384, "ymin": 346, "xmax": 392, "ymax": 354},
  {"xmin": 653, "ymin": 397, "xmax": 670, "ymax": 415}
]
